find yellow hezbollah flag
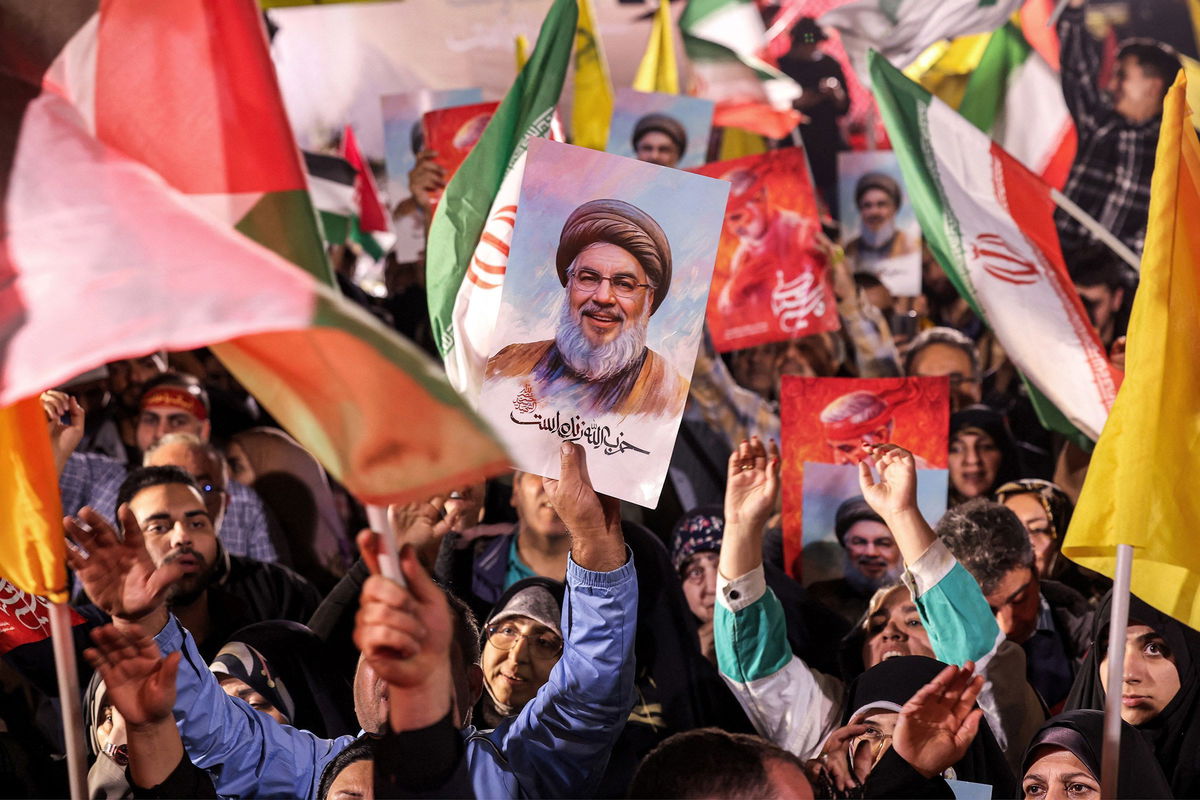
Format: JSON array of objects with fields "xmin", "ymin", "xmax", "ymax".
[
  {"xmin": 633, "ymin": 0, "xmax": 678, "ymax": 94},
  {"xmin": 572, "ymin": 0, "xmax": 614, "ymax": 150},
  {"xmin": 903, "ymin": 32, "xmax": 992, "ymax": 110},
  {"xmin": 0, "ymin": 397, "xmax": 67, "ymax": 603},
  {"xmin": 1182, "ymin": 55, "xmax": 1200, "ymax": 131},
  {"xmin": 516, "ymin": 34, "xmax": 530, "ymax": 70},
  {"xmin": 1062, "ymin": 72, "xmax": 1200, "ymax": 630}
]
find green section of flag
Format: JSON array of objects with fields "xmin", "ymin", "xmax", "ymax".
[
  {"xmin": 958, "ymin": 22, "xmax": 1031, "ymax": 134},
  {"xmin": 425, "ymin": 0, "xmax": 577, "ymax": 359},
  {"xmin": 235, "ymin": 189, "xmax": 334, "ymax": 286}
]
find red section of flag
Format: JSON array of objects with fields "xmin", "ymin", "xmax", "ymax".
[
  {"xmin": 714, "ymin": 101, "xmax": 803, "ymax": 139},
  {"xmin": 95, "ymin": 0, "xmax": 304, "ymax": 194},
  {"xmin": 1021, "ymin": 0, "xmax": 1061, "ymax": 71},
  {"xmin": 1041, "ymin": 123, "xmax": 1077, "ymax": 190},
  {"xmin": 341, "ymin": 125, "xmax": 389, "ymax": 233},
  {"xmin": 0, "ymin": 580, "xmax": 85, "ymax": 655}
]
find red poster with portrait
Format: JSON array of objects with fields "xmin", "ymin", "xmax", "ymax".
[
  {"xmin": 780, "ymin": 376, "xmax": 950, "ymax": 579},
  {"xmin": 690, "ymin": 148, "xmax": 840, "ymax": 352},
  {"xmin": 422, "ymin": 101, "xmax": 499, "ymax": 200}
]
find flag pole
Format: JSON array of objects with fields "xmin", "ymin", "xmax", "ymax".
[
  {"xmin": 1046, "ymin": 0, "xmax": 1072, "ymax": 28},
  {"xmin": 49, "ymin": 602, "xmax": 87, "ymax": 800},
  {"xmin": 1050, "ymin": 188, "xmax": 1141, "ymax": 271},
  {"xmin": 1101, "ymin": 543, "xmax": 1134, "ymax": 799}
]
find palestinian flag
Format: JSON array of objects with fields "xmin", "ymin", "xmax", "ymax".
[
  {"xmin": 679, "ymin": 0, "xmax": 802, "ymax": 139},
  {"xmin": 958, "ymin": 22, "xmax": 1076, "ymax": 190},
  {"xmin": 870, "ymin": 52, "xmax": 1120, "ymax": 443},
  {"xmin": 426, "ymin": 0, "xmax": 576, "ymax": 401},
  {"xmin": 1, "ymin": 1, "xmax": 506, "ymax": 505},
  {"xmin": 304, "ymin": 150, "xmax": 358, "ymax": 246}
]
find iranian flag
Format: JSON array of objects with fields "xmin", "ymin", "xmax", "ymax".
[
  {"xmin": 679, "ymin": 0, "xmax": 802, "ymax": 139},
  {"xmin": 870, "ymin": 52, "xmax": 1119, "ymax": 442},
  {"xmin": 958, "ymin": 22, "xmax": 1077, "ymax": 190},
  {"xmin": 427, "ymin": 0, "xmax": 576, "ymax": 400},
  {"xmin": 2, "ymin": 0, "xmax": 506, "ymax": 504}
]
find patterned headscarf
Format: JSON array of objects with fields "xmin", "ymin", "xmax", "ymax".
[{"xmin": 670, "ymin": 505, "xmax": 725, "ymax": 573}]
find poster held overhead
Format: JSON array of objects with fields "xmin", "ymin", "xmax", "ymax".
[
  {"xmin": 691, "ymin": 147, "xmax": 839, "ymax": 352},
  {"xmin": 607, "ymin": 89, "xmax": 714, "ymax": 170},
  {"xmin": 838, "ymin": 151, "xmax": 924, "ymax": 297},
  {"xmin": 422, "ymin": 101, "xmax": 501, "ymax": 206},
  {"xmin": 479, "ymin": 139, "xmax": 728, "ymax": 507}
]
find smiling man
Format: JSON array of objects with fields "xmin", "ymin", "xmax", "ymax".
[{"xmin": 486, "ymin": 198, "xmax": 686, "ymax": 418}]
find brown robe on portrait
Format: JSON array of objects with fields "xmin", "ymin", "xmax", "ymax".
[{"xmin": 486, "ymin": 340, "xmax": 687, "ymax": 418}]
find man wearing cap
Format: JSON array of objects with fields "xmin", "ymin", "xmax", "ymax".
[
  {"xmin": 46, "ymin": 373, "xmax": 278, "ymax": 562},
  {"xmin": 844, "ymin": 173, "xmax": 917, "ymax": 272},
  {"xmin": 806, "ymin": 497, "xmax": 903, "ymax": 625},
  {"xmin": 486, "ymin": 198, "xmax": 687, "ymax": 419},
  {"xmin": 632, "ymin": 113, "xmax": 687, "ymax": 168}
]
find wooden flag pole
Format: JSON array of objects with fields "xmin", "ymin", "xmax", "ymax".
[
  {"xmin": 49, "ymin": 602, "xmax": 87, "ymax": 800},
  {"xmin": 1101, "ymin": 543, "xmax": 1134, "ymax": 799},
  {"xmin": 1046, "ymin": 0, "xmax": 1072, "ymax": 28},
  {"xmin": 1050, "ymin": 188, "xmax": 1142, "ymax": 271}
]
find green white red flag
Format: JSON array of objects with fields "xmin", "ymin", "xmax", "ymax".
[
  {"xmin": 870, "ymin": 52, "xmax": 1119, "ymax": 443},
  {"xmin": 426, "ymin": 0, "xmax": 576, "ymax": 401},
  {"xmin": 958, "ymin": 22, "xmax": 1076, "ymax": 190},
  {"xmin": 1, "ymin": 0, "xmax": 506, "ymax": 504}
]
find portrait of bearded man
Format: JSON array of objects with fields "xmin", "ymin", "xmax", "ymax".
[{"xmin": 485, "ymin": 198, "xmax": 687, "ymax": 419}]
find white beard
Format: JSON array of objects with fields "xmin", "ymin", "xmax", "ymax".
[
  {"xmin": 859, "ymin": 219, "xmax": 897, "ymax": 250},
  {"xmin": 554, "ymin": 297, "xmax": 649, "ymax": 381}
]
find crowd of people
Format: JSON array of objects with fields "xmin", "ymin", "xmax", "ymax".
[{"xmin": 1, "ymin": 0, "xmax": 1197, "ymax": 798}]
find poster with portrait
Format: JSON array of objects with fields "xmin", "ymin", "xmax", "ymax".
[
  {"xmin": 780, "ymin": 376, "xmax": 950, "ymax": 578},
  {"xmin": 838, "ymin": 151, "xmax": 923, "ymax": 297},
  {"xmin": 691, "ymin": 148, "xmax": 840, "ymax": 352},
  {"xmin": 606, "ymin": 89, "xmax": 714, "ymax": 170},
  {"xmin": 423, "ymin": 101, "xmax": 500, "ymax": 198},
  {"xmin": 382, "ymin": 88, "xmax": 483, "ymax": 261},
  {"xmin": 478, "ymin": 139, "xmax": 729, "ymax": 507}
]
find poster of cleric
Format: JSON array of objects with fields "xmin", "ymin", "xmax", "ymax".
[
  {"xmin": 691, "ymin": 148, "xmax": 840, "ymax": 352},
  {"xmin": 779, "ymin": 375, "xmax": 950, "ymax": 576},
  {"xmin": 478, "ymin": 138, "xmax": 728, "ymax": 507}
]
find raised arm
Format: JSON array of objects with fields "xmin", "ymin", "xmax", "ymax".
[
  {"xmin": 40, "ymin": 390, "xmax": 84, "ymax": 478},
  {"xmin": 856, "ymin": 443, "xmax": 937, "ymax": 565},
  {"xmin": 1058, "ymin": 0, "xmax": 1106, "ymax": 131}
]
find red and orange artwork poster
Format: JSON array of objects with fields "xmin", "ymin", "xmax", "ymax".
[
  {"xmin": 780, "ymin": 375, "xmax": 950, "ymax": 579},
  {"xmin": 690, "ymin": 147, "xmax": 839, "ymax": 352},
  {"xmin": 422, "ymin": 101, "xmax": 499, "ymax": 203}
]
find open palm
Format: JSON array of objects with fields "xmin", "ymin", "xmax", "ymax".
[
  {"xmin": 725, "ymin": 437, "xmax": 780, "ymax": 530},
  {"xmin": 893, "ymin": 663, "xmax": 984, "ymax": 779},
  {"xmin": 84, "ymin": 625, "xmax": 180, "ymax": 726}
]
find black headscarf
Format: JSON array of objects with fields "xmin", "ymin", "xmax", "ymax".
[
  {"xmin": 209, "ymin": 620, "xmax": 356, "ymax": 739},
  {"xmin": 843, "ymin": 655, "xmax": 1015, "ymax": 797},
  {"xmin": 1064, "ymin": 591, "xmax": 1200, "ymax": 798},
  {"xmin": 1018, "ymin": 710, "xmax": 1172, "ymax": 799},
  {"xmin": 949, "ymin": 405, "xmax": 1022, "ymax": 502}
]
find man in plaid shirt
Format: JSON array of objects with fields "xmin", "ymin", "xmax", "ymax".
[{"xmin": 1056, "ymin": 0, "xmax": 1181, "ymax": 261}]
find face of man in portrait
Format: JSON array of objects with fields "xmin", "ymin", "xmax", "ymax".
[
  {"xmin": 826, "ymin": 421, "xmax": 893, "ymax": 465},
  {"xmin": 726, "ymin": 186, "xmax": 770, "ymax": 242},
  {"xmin": 858, "ymin": 188, "xmax": 898, "ymax": 234},
  {"xmin": 635, "ymin": 130, "xmax": 681, "ymax": 168}
]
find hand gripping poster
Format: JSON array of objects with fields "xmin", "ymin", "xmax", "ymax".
[
  {"xmin": 780, "ymin": 376, "xmax": 950, "ymax": 578},
  {"xmin": 691, "ymin": 148, "xmax": 840, "ymax": 352},
  {"xmin": 478, "ymin": 138, "xmax": 729, "ymax": 507},
  {"xmin": 422, "ymin": 100, "xmax": 500, "ymax": 196}
]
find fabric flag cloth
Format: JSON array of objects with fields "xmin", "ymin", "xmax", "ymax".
[
  {"xmin": 958, "ymin": 22, "xmax": 1077, "ymax": 190},
  {"xmin": 304, "ymin": 150, "xmax": 358, "ymax": 247},
  {"xmin": 2, "ymin": 0, "xmax": 506, "ymax": 506},
  {"xmin": 1063, "ymin": 74, "xmax": 1200, "ymax": 632},
  {"xmin": 0, "ymin": 398, "xmax": 67, "ymax": 603},
  {"xmin": 870, "ymin": 52, "xmax": 1119, "ymax": 444},
  {"xmin": 634, "ymin": 0, "xmax": 679, "ymax": 94},
  {"xmin": 427, "ymin": 0, "xmax": 576, "ymax": 401},
  {"xmin": 822, "ymin": 0, "xmax": 1022, "ymax": 80},
  {"xmin": 571, "ymin": 0, "xmax": 614, "ymax": 150},
  {"xmin": 340, "ymin": 126, "xmax": 389, "ymax": 259},
  {"xmin": 679, "ymin": 0, "xmax": 802, "ymax": 139},
  {"xmin": 516, "ymin": 34, "xmax": 530, "ymax": 70},
  {"xmin": 902, "ymin": 32, "xmax": 992, "ymax": 109}
]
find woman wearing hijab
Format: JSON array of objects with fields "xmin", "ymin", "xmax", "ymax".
[
  {"xmin": 209, "ymin": 620, "xmax": 357, "ymax": 739},
  {"xmin": 1064, "ymin": 592, "xmax": 1200, "ymax": 798},
  {"xmin": 994, "ymin": 480, "xmax": 1110, "ymax": 603},
  {"xmin": 948, "ymin": 406, "xmax": 1021, "ymax": 506},
  {"xmin": 86, "ymin": 672, "xmax": 132, "ymax": 800},
  {"xmin": 228, "ymin": 427, "xmax": 350, "ymax": 589},
  {"xmin": 1017, "ymin": 710, "xmax": 1172, "ymax": 799},
  {"xmin": 809, "ymin": 656, "xmax": 1014, "ymax": 799}
]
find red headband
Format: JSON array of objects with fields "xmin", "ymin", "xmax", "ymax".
[{"xmin": 139, "ymin": 386, "xmax": 207, "ymax": 421}]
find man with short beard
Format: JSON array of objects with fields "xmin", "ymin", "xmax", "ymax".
[
  {"xmin": 844, "ymin": 173, "xmax": 917, "ymax": 273},
  {"xmin": 807, "ymin": 497, "xmax": 904, "ymax": 625},
  {"xmin": 109, "ymin": 466, "xmax": 319, "ymax": 660},
  {"xmin": 486, "ymin": 198, "xmax": 686, "ymax": 418}
]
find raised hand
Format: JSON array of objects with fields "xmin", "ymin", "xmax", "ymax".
[
  {"xmin": 409, "ymin": 149, "xmax": 446, "ymax": 214},
  {"xmin": 64, "ymin": 505, "xmax": 180, "ymax": 633},
  {"xmin": 543, "ymin": 442, "xmax": 624, "ymax": 572},
  {"xmin": 807, "ymin": 722, "xmax": 872, "ymax": 794},
  {"xmin": 724, "ymin": 436, "xmax": 780, "ymax": 531},
  {"xmin": 84, "ymin": 625, "xmax": 180, "ymax": 727},
  {"xmin": 387, "ymin": 496, "xmax": 453, "ymax": 570},
  {"xmin": 857, "ymin": 443, "xmax": 919, "ymax": 522},
  {"xmin": 40, "ymin": 390, "xmax": 84, "ymax": 475},
  {"xmin": 892, "ymin": 662, "xmax": 985, "ymax": 779}
]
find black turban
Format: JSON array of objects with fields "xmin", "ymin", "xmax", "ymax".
[
  {"xmin": 632, "ymin": 113, "xmax": 688, "ymax": 158},
  {"xmin": 854, "ymin": 172, "xmax": 902, "ymax": 209},
  {"xmin": 556, "ymin": 198, "xmax": 673, "ymax": 314}
]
